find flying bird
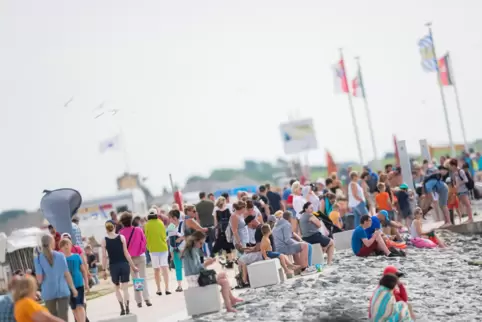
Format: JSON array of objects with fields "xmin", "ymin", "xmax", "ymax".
[{"xmin": 64, "ymin": 96, "xmax": 74, "ymax": 108}]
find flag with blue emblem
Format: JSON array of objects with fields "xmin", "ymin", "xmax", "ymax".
[{"xmin": 418, "ymin": 35, "xmax": 437, "ymax": 72}]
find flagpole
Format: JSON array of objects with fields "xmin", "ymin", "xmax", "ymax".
[
  {"xmin": 355, "ymin": 56, "xmax": 378, "ymax": 167},
  {"xmin": 446, "ymin": 51, "xmax": 469, "ymax": 151},
  {"xmin": 426, "ymin": 22, "xmax": 456, "ymax": 157},
  {"xmin": 340, "ymin": 48, "xmax": 364, "ymax": 165}
]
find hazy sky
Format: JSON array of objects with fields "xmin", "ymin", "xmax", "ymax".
[{"xmin": 1, "ymin": 0, "xmax": 481, "ymax": 210}]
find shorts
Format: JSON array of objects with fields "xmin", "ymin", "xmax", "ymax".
[
  {"xmin": 238, "ymin": 252, "xmax": 263, "ymax": 265},
  {"xmin": 356, "ymin": 240, "xmax": 379, "ymax": 257},
  {"xmin": 110, "ymin": 262, "xmax": 130, "ymax": 285},
  {"xmin": 400, "ymin": 208, "xmax": 412, "ymax": 219},
  {"xmin": 302, "ymin": 232, "xmax": 332, "ymax": 247},
  {"xmin": 150, "ymin": 252, "xmax": 169, "ymax": 268},
  {"xmin": 457, "ymin": 191, "xmax": 469, "ymax": 197},
  {"xmin": 69, "ymin": 286, "xmax": 85, "ymax": 309},
  {"xmin": 266, "ymin": 251, "xmax": 281, "ymax": 259},
  {"xmin": 278, "ymin": 242, "xmax": 302, "ymax": 255},
  {"xmin": 436, "ymin": 184, "xmax": 448, "ymax": 207}
]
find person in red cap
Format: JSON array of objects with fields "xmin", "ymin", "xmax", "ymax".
[{"xmin": 369, "ymin": 265, "xmax": 411, "ymax": 319}]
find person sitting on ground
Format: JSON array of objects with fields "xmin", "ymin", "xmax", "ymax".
[
  {"xmin": 351, "ymin": 215, "xmax": 396, "ymax": 257},
  {"xmin": 365, "ymin": 210, "xmax": 404, "ymax": 243},
  {"xmin": 410, "ymin": 207, "xmax": 445, "ymax": 248},
  {"xmin": 181, "ymin": 231, "xmax": 242, "ymax": 313},
  {"xmin": 299, "ymin": 202, "xmax": 335, "ymax": 265},
  {"xmin": 14, "ymin": 275, "xmax": 64, "ymax": 322},
  {"xmin": 272, "ymin": 211, "xmax": 315, "ymax": 274},
  {"xmin": 369, "ymin": 273, "xmax": 413, "ymax": 321},
  {"xmin": 260, "ymin": 224, "xmax": 298, "ymax": 278}
]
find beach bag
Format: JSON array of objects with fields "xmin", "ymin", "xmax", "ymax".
[
  {"xmin": 133, "ymin": 273, "xmax": 145, "ymax": 291},
  {"xmin": 198, "ymin": 269, "xmax": 217, "ymax": 287},
  {"xmin": 411, "ymin": 237, "xmax": 437, "ymax": 248}
]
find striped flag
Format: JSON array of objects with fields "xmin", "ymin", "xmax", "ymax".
[
  {"xmin": 333, "ymin": 59, "xmax": 349, "ymax": 93},
  {"xmin": 438, "ymin": 53, "xmax": 453, "ymax": 86},
  {"xmin": 418, "ymin": 35, "xmax": 437, "ymax": 72},
  {"xmin": 352, "ymin": 68, "xmax": 366, "ymax": 98}
]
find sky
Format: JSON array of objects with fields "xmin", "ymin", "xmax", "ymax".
[{"xmin": 1, "ymin": 0, "xmax": 482, "ymax": 211}]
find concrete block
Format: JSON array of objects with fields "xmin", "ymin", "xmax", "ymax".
[
  {"xmin": 184, "ymin": 284, "xmax": 222, "ymax": 316},
  {"xmin": 311, "ymin": 244, "xmax": 325, "ymax": 265},
  {"xmin": 97, "ymin": 314, "xmax": 138, "ymax": 322},
  {"xmin": 247, "ymin": 259, "xmax": 281, "ymax": 288},
  {"xmin": 333, "ymin": 229, "xmax": 354, "ymax": 251}
]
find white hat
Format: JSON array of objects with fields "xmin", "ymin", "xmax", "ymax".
[{"xmin": 316, "ymin": 178, "xmax": 325, "ymax": 185}]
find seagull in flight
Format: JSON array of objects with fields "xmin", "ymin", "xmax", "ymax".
[{"xmin": 64, "ymin": 96, "xmax": 74, "ymax": 108}]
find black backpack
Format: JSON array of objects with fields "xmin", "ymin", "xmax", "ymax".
[
  {"xmin": 217, "ymin": 209, "xmax": 231, "ymax": 233},
  {"xmin": 459, "ymin": 170, "xmax": 475, "ymax": 190}
]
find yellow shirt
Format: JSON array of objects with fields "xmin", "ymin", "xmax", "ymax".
[
  {"xmin": 329, "ymin": 211, "xmax": 343, "ymax": 229},
  {"xmin": 144, "ymin": 219, "xmax": 168, "ymax": 253},
  {"xmin": 14, "ymin": 297, "xmax": 47, "ymax": 322}
]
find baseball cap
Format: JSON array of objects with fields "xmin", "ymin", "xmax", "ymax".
[
  {"xmin": 400, "ymin": 183, "xmax": 409, "ymax": 190},
  {"xmin": 383, "ymin": 265, "xmax": 404, "ymax": 277},
  {"xmin": 316, "ymin": 178, "xmax": 325, "ymax": 185},
  {"xmin": 61, "ymin": 233, "xmax": 71, "ymax": 240},
  {"xmin": 379, "ymin": 210, "xmax": 390, "ymax": 222}
]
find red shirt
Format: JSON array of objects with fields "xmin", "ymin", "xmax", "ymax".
[
  {"xmin": 286, "ymin": 194, "xmax": 294, "ymax": 206},
  {"xmin": 71, "ymin": 245, "xmax": 83, "ymax": 255},
  {"xmin": 53, "ymin": 232, "xmax": 61, "ymax": 251}
]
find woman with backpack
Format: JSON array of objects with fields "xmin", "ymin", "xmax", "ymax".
[
  {"xmin": 449, "ymin": 159, "xmax": 474, "ymax": 223},
  {"xmin": 119, "ymin": 212, "xmax": 152, "ymax": 308},
  {"xmin": 211, "ymin": 196, "xmax": 235, "ymax": 268}
]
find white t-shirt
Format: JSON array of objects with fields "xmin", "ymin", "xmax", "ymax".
[{"xmin": 293, "ymin": 195, "xmax": 306, "ymax": 219}]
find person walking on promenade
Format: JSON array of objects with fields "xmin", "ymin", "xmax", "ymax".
[{"xmin": 119, "ymin": 212, "xmax": 152, "ymax": 308}]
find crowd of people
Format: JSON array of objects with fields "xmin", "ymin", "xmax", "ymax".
[{"xmin": 1, "ymin": 152, "xmax": 480, "ymax": 321}]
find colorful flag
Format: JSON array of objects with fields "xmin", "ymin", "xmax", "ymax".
[
  {"xmin": 99, "ymin": 135, "xmax": 120, "ymax": 153},
  {"xmin": 326, "ymin": 150, "xmax": 337, "ymax": 175},
  {"xmin": 438, "ymin": 53, "xmax": 453, "ymax": 86},
  {"xmin": 352, "ymin": 68, "xmax": 366, "ymax": 98},
  {"xmin": 393, "ymin": 135, "xmax": 400, "ymax": 167},
  {"xmin": 418, "ymin": 35, "xmax": 437, "ymax": 72},
  {"xmin": 333, "ymin": 59, "xmax": 349, "ymax": 93}
]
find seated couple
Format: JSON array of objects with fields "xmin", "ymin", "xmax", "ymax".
[
  {"xmin": 351, "ymin": 215, "xmax": 405, "ymax": 257},
  {"xmin": 236, "ymin": 215, "xmax": 299, "ymax": 287}
]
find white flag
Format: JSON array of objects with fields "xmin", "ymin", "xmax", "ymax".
[{"xmin": 99, "ymin": 135, "xmax": 120, "ymax": 153}]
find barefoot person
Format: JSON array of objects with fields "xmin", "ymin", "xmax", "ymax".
[
  {"xmin": 101, "ymin": 220, "xmax": 139, "ymax": 316},
  {"xmin": 182, "ymin": 231, "xmax": 242, "ymax": 313},
  {"xmin": 260, "ymin": 224, "xmax": 297, "ymax": 278}
]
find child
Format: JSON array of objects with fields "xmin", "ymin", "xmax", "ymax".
[
  {"xmin": 85, "ymin": 245, "xmax": 99, "ymax": 286},
  {"xmin": 375, "ymin": 183, "xmax": 394, "ymax": 220},
  {"xmin": 410, "ymin": 207, "xmax": 445, "ymax": 248},
  {"xmin": 260, "ymin": 224, "xmax": 298, "ymax": 278},
  {"xmin": 60, "ymin": 238, "xmax": 89, "ymax": 322},
  {"xmin": 328, "ymin": 203, "xmax": 343, "ymax": 230},
  {"xmin": 447, "ymin": 179, "xmax": 462, "ymax": 225},
  {"xmin": 394, "ymin": 184, "xmax": 413, "ymax": 228},
  {"xmin": 14, "ymin": 275, "xmax": 64, "ymax": 322}
]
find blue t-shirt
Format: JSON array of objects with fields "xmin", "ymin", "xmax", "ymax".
[
  {"xmin": 66, "ymin": 253, "xmax": 84, "ymax": 288},
  {"xmin": 365, "ymin": 216, "xmax": 381, "ymax": 239},
  {"xmin": 351, "ymin": 225, "xmax": 368, "ymax": 255},
  {"xmin": 282, "ymin": 188, "xmax": 291, "ymax": 201},
  {"xmin": 395, "ymin": 190, "xmax": 410, "ymax": 212},
  {"xmin": 34, "ymin": 251, "xmax": 71, "ymax": 301}
]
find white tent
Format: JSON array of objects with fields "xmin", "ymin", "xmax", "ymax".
[{"xmin": 6, "ymin": 227, "xmax": 43, "ymax": 253}]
